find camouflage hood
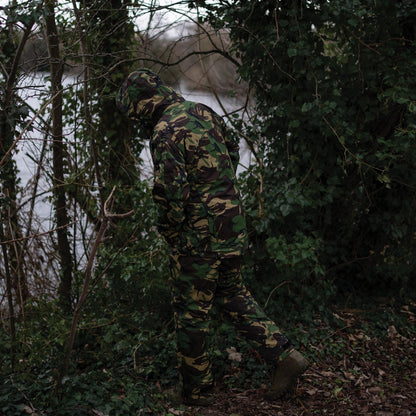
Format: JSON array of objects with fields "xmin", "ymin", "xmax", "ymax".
[{"xmin": 115, "ymin": 68, "xmax": 185, "ymax": 128}]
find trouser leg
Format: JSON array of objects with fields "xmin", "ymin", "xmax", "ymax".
[
  {"xmin": 169, "ymin": 253, "xmax": 219, "ymax": 399},
  {"xmin": 216, "ymin": 256, "xmax": 292, "ymax": 362}
]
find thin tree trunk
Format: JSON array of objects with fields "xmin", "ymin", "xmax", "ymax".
[
  {"xmin": 0, "ymin": 14, "xmax": 37, "ymax": 309},
  {"xmin": 45, "ymin": 0, "xmax": 74, "ymax": 313},
  {"xmin": 0, "ymin": 215, "xmax": 16, "ymax": 368}
]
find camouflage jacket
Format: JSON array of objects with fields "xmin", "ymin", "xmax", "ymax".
[{"xmin": 116, "ymin": 69, "xmax": 248, "ymax": 257}]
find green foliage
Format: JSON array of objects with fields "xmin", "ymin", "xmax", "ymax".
[
  {"xmin": 197, "ymin": 0, "xmax": 416, "ymax": 303},
  {"xmin": 208, "ymin": 319, "xmax": 270, "ymax": 390},
  {"xmin": 82, "ymin": 0, "xmax": 138, "ymax": 187},
  {"xmin": 0, "ymin": 295, "xmax": 175, "ymax": 415},
  {"xmin": 2, "ymin": 0, "xmax": 416, "ymax": 413},
  {"xmin": 2, "ymin": 0, "xmax": 43, "ymax": 28},
  {"xmin": 90, "ymin": 180, "xmax": 172, "ymax": 318},
  {"xmin": 266, "ymin": 232, "xmax": 325, "ymax": 282}
]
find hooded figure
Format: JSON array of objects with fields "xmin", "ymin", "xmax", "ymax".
[
  {"xmin": 116, "ymin": 69, "xmax": 309, "ymax": 406},
  {"xmin": 116, "ymin": 68, "xmax": 248, "ymax": 257}
]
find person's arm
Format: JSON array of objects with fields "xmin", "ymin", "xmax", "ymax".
[{"xmin": 151, "ymin": 132, "xmax": 189, "ymax": 244}]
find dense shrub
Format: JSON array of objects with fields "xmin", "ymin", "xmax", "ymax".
[{"xmin": 195, "ymin": 0, "xmax": 416, "ymax": 306}]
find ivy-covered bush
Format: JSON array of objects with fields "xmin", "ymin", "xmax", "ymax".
[{"xmin": 195, "ymin": 0, "xmax": 416, "ymax": 306}]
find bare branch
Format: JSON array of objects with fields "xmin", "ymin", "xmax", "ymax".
[{"xmin": 63, "ymin": 186, "xmax": 133, "ymax": 376}]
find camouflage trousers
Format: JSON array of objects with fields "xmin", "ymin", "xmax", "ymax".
[{"xmin": 169, "ymin": 252, "xmax": 292, "ymax": 399}]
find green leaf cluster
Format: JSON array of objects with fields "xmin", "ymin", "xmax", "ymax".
[{"xmin": 200, "ymin": 0, "xmax": 416, "ymax": 302}]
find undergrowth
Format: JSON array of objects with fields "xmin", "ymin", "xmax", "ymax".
[{"xmin": 1, "ymin": 288, "xmax": 415, "ymax": 415}]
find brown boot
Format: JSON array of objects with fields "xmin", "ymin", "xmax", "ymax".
[{"xmin": 266, "ymin": 349, "xmax": 309, "ymax": 400}]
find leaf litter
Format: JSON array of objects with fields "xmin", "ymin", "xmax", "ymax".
[{"xmin": 159, "ymin": 305, "xmax": 416, "ymax": 416}]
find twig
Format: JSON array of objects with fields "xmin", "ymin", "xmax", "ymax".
[
  {"xmin": 264, "ymin": 280, "xmax": 291, "ymax": 309},
  {"xmin": 0, "ymin": 90, "xmax": 62, "ymax": 169},
  {"xmin": 343, "ymin": 25, "xmax": 382, "ymax": 55},
  {"xmin": 63, "ymin": 186, "xmax": 133, "ymax": 374},
  {"xmin": 0, "ymin": 222, "xmax": 75, "ymax": 245},
  {"xmin": 322, "ymin": 115, "xmax": 383, "ymax": 172}
]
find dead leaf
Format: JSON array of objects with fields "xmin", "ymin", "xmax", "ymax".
[
  {"xmin": 320, "ymin": 370, "xmax": 336, "ymax": 377},
  {"xmin": 354, "ymin": 373, "xmax": 369, "ymax": 386},
  {"xmin": 226, "ymin": 347, "xmax": 242, "ymax": 362},
  {"xmin": 368, "ymin": 386, "xmax": 383, "ymax": 394},
  {"xmin": 167, "ymin": 409, "xmax": 184, "ymax": 415},
  {"xmin": 343, "ymin": 371, "xmax": 356, "ymax": 381},
  {"xmin": 91, "ymin": 411, "xmax": 109, "ymax": 416},
  {"xmin": 355, "ymin": 332, "xmax": 371, "ymax": 341},
  {"xmin": 306, "ymin": 388, "xmax": 318, "ymax": 395},
  {"xmin": 387, "ymin": 325, "xmax": 397, "ymax": 338}
]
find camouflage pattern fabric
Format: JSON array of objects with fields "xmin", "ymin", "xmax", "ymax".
[
  {"xmin": 116, "ymin": 69, "xmax": 292, "ymax": 401},
  {"xmin": 170, "ymin": 253, "xmax": 291, "ymax": 400},
  {"xmin": 116, "ymin": 69, "xmax": 247, "ymax": 257}
]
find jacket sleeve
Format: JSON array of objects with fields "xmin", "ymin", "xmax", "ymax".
[{"xmin": 151, "ymin": 131, "xmax": 190, "ymax": 244}]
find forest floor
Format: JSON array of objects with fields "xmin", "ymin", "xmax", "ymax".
[{"xmin": 159, "ymin": 303, "xmax": 416, "ymax": 416}]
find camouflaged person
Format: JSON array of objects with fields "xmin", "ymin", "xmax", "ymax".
[{"xmin": 116, "ymin": 69, "xmax": 309, "ymax": 406}]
